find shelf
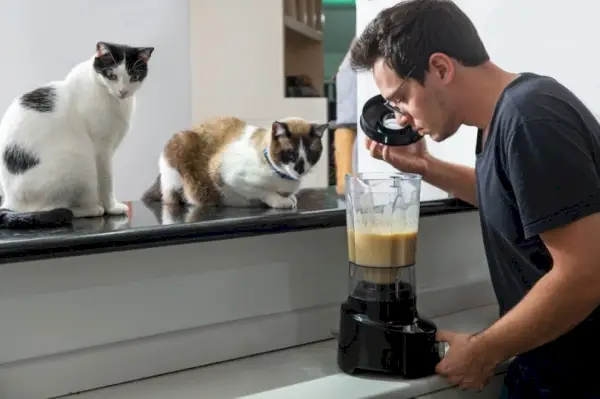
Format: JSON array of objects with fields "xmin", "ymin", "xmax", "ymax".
[
  {"xmin": 283, "ymin": 0, "xmax": 325, "ymax": 98},
  {"xmin": 284, "ymin": 15, "xmax": 323, "ymax": 41}
]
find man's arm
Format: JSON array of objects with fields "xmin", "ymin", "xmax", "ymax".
[
  {"xmin": 470, "ymin": 118, "xmax": 600, "ymax": 361},
  {"xmin": 474, "ymin": 212, "xmax": 600, "ymax": 361},
  {"xmin": 422, "ymin": 155, "xmax": 478, "ymax": 206},
  {"xmin": 374, "ymin": 138, "xmax": 479, "ymax": 206}
]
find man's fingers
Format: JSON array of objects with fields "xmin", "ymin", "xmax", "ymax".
[
  {"xmin": 435, "ymin": 361, "xmax": 447, "ymax": 374},
  {"xmin": 382, "ymin": 145, "xmax": 389, "ymax": 162},
  {"xmin": 366, "ymin": 138, "xmax": 377, "ymax": 153},
  {"xmin": 459, "ymin": 380, "xmax": 485, "ymax": 391},
  {"xmin": 366, "ymin": 139, "xmax": 397, "ymax": 165},
  {"xmin": 436, "ymin": 329, "xmax": 457, "ymax": 343},
  {"xmin": 368, "ymin": 140, "xmax": 382, "ymax": 159}
]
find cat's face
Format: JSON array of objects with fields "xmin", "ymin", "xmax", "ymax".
[
  {"xmin": 92, "ymin": 41, "xmax": 154, "ymax": 100},
  {"xmin": 270, "ymin": 119, "xmax": 328, "ymax": 179}
]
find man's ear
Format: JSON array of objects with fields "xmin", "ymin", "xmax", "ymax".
[{"xmin": 429, "ymin": 52, "xmax": 454, "ymax": 84}]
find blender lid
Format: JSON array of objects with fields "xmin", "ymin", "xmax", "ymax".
[{"xmin": 360, "ymin": 94, "xmax": 423, "ymax": 146}]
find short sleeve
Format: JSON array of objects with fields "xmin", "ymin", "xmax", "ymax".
[{"xmin": 506, "ymin": 119, "xmax": 600, "ymax": 239}]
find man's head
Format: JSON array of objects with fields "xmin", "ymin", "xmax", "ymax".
[{"xmin": 351, "ymin": 0, "xmax": 489, "ymax": 141}]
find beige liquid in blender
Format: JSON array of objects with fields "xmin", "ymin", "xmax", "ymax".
[{"xmin": 347, "ymin": 230, "xmax": 417, "ymax": 284}]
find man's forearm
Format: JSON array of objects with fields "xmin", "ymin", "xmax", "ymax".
[
  {"xmin": 473, "ymin": 268, "xmax": 600, "ymax": 362},
  {"xmin": 423, "ymin": 155, "xmax": 478, "ymax": 206}
]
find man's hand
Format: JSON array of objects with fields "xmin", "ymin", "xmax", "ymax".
[
  {"xmin": 366, "ymin": 137, "xmax": 429, "ymax": 175},
  {"xmin": 435, "ymin": 330, "xmax": 502, "ymax": 391},
  {"xmin": 365, "ymin": 136, "xmax": 479, "ymax": 205}
]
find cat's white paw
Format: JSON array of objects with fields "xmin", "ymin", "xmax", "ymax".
[
  {"xmin": 105, "ymin": 202, "xmax": 129, "ymax": 215},
  {"xmin": 289, "ymin": 194, "xmax": 298, "ymax": 209},
  {"xmin": 264, "ymin": 194, "xmax": 297, "ymax": 209},
  {"xmin": 72, "ymin": 205, "xmax": 105, "ymax": 218}
]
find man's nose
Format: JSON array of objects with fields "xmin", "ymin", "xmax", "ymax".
[{"xmin": 395, "ymin": 112, "xmax": 412, "ymax": 127}]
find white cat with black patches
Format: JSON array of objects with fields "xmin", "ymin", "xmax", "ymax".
[{"xmin": 0, "ymin": 41, "xmax": 154, "ymax": 228}]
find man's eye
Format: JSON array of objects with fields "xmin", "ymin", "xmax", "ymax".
[{"xmin": 390, "ymin": 97, "xmax": 404, "ymax": 106}]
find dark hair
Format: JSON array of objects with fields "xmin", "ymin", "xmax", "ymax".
[{"xmin": 350, "ymin": 0, "xmax": 489, "ymax": 84}]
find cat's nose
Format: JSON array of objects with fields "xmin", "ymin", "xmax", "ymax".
[
  {"xmin": 118, "ymin": 89, "xmax": 129, "ymax": 98},
  {"xmin": 294, "ymin": 159, "xmax": 305, "ymax": 175}
]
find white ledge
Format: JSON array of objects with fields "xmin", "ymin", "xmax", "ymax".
[{"xmin": 64, "ymin": 304, "xmax": 508, "ymax": 399}]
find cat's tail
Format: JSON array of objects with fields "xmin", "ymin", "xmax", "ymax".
[
  {"xmin": 142, "ymin": 175, "xmax": 162, "ymax": 202},
  {"xmin": 0, "ymin": 208, "xmax": 74, "ymax": 229}
]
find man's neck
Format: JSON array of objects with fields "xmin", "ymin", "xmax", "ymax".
[{"xmin": 458, "ymin": 62, "xmax": 519, "ymax": 135}]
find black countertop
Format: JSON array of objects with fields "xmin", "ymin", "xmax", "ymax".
[{"xmin": 0, "ymin": 187, "xmax": 475, "ymax": 264}]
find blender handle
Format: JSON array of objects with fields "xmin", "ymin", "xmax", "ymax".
[{"xmin": 436, "ymin": 341, "xmax": 450, "ymax": 359}]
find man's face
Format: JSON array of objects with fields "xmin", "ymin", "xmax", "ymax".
[{"xmin": 372, "ymin": 58, "xmax": 460, "ymax": 142}]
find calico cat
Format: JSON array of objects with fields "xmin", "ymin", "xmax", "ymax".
[
  {"xmin": 0, "ymin": 41, "xmax": 154, "ymax": 229},
  {"xmin": 142, "ymin": 116, "xmax": 327, "ymax": 209}
]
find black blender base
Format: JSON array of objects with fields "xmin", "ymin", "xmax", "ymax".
[{"xmin": 337, "ymin": 301, "xmax": 441, "ymax": 379}]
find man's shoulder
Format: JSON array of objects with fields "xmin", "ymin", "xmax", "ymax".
[
  {"xmin": 490, "ymin": 72, "xmax": 598, "ymax": 144},
  {"xmin": 497, "ymin": 73, "xmax": 581, "ymax": 124}
]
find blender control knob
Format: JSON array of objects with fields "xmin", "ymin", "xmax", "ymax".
[{"xmin": 438, "ymin": 341, "xmax": 450, "ymax": 358}]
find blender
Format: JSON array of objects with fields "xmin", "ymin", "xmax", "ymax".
[{"xmin": 337, "ymin": 172, "xmax": 443, "ymax": 378}]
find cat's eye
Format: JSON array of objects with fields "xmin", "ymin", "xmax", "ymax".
[
  {"xmin": 105, "ymin": 71, "xmax": 117, "ymax": 81},
  {"xmin": 281, "ymin": 151, "xmax": 297, "ymax": 163},
  {"xmin": 130, "ymin": 75, "xmax": 141, "ymax": 82}
]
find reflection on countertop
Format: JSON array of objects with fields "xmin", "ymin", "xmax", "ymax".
[{"xmin": 0, "ymin": 187, "xmax": 475, "ymax": 264}]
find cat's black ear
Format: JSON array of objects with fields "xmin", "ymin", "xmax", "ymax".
[
  {"xmin": 138, "ymin": 47, "xmax": 154, "ymax": 62},
  {"xmin": 96, "ymin": 42, "xmax": 111, "ymax": 57},
  {"xmin": 272, "ymin": 121, "xmax": 288, "ymax": 138},
  {"xmin": 311, "ymin": 123, "xmax": 328, "ymax": 138}
]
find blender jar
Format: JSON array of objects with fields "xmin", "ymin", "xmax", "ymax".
[{"xmin": 345, "ymin": 172, "xmax": 421, "ymax": 325}]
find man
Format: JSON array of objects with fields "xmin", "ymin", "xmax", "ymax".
[
  {"xmin": 333, "ymin": 40, "xmax": 358, "ymax": 194},
  {"xmin": 350, "ymin": 0, "xmax": 600, "ymax": 397}
]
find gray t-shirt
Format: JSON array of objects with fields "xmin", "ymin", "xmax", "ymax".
[
  {"xmin": 335, "ymin": 51, "xmax": 357, "ymax": 124},
  {"xmin": 475, "ymin": 72, "xmax": 600, "ymax": 383}
]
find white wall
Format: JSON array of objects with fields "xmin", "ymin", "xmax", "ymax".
[
  {"xmin": 356, "ymin": 0, "xmax": 599, "ymax": 201},
  {"xmin": 0, "ymin": 0, "xmax": 192, "ymax": 201}
]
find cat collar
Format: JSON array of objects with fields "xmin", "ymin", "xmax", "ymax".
[{"xmin": 263, "ymin": 149, "xmax": 298, "ymax": 181}]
